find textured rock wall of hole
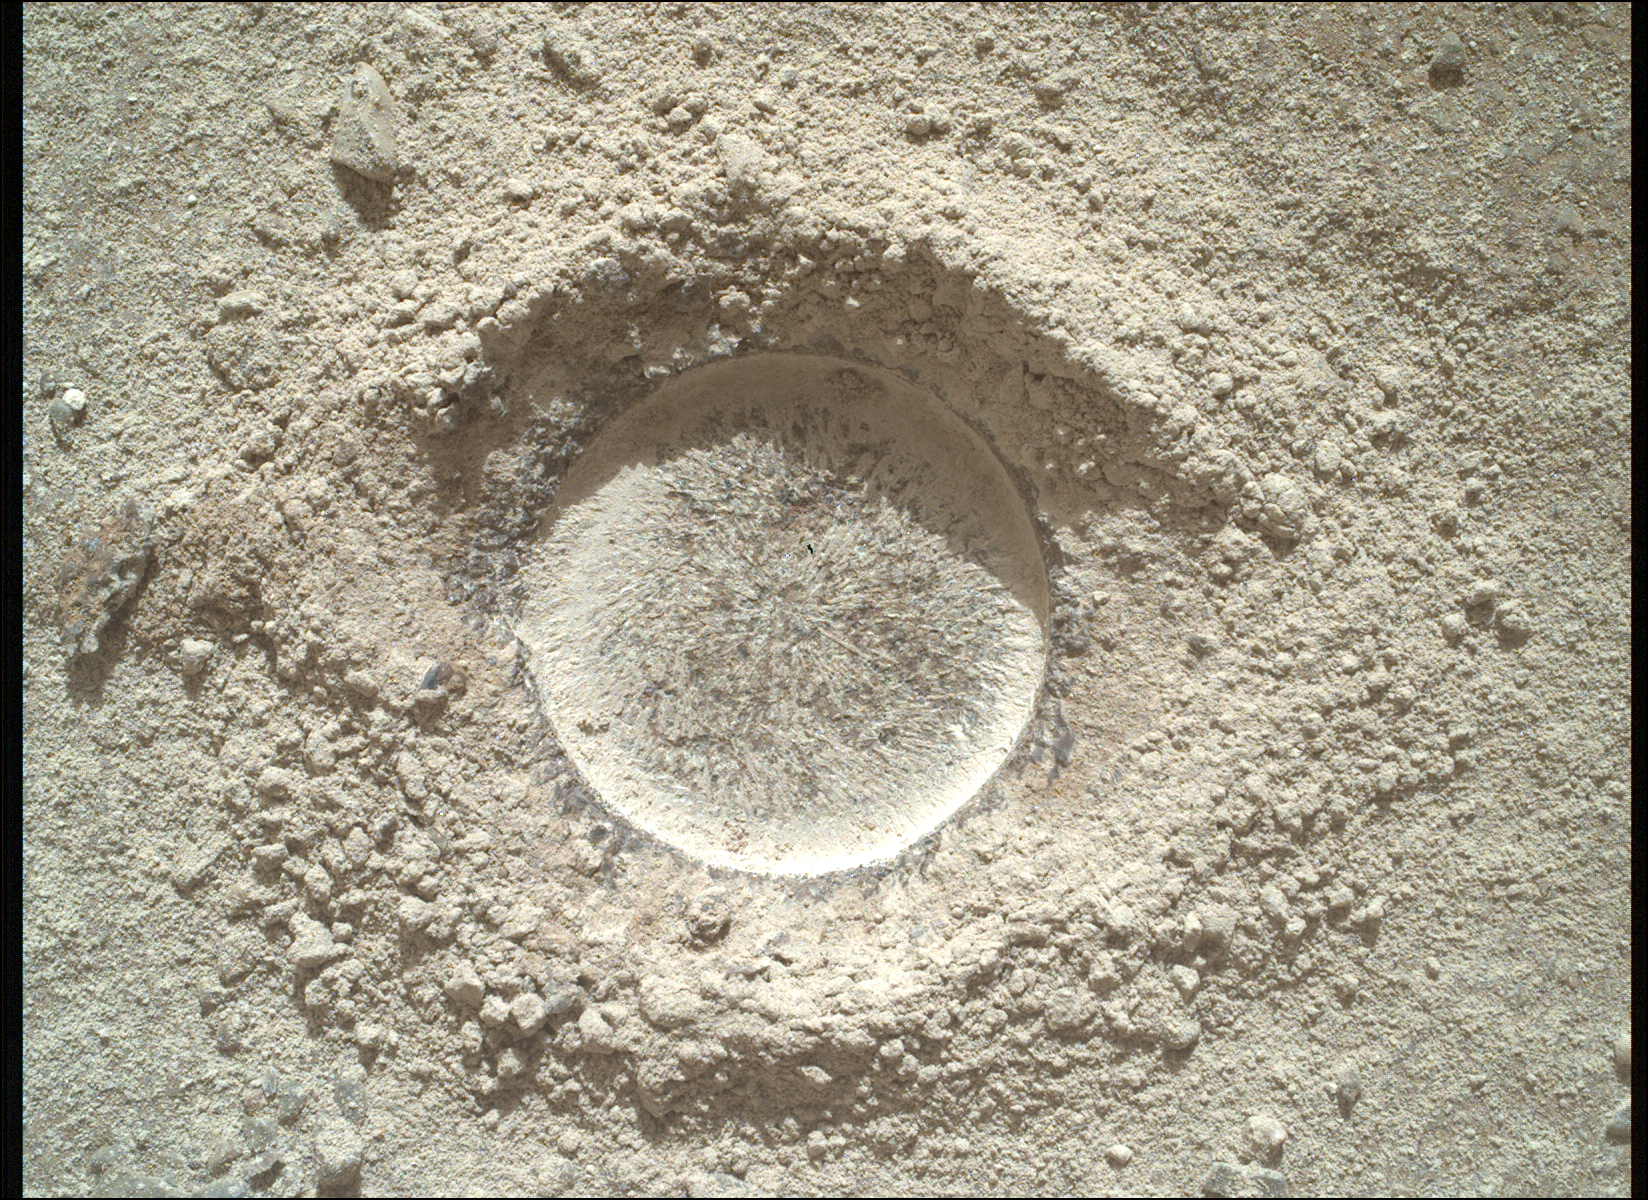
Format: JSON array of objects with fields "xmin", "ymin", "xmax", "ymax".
[
  {"xmin": 364, "ymin": 236, "xmax": 1256, "ymax": 861},
  {"xmin": 364, "ymin": 240, "xmax": 1243, "ymax": 872},
  {"xmin": 425, "ymin": 239, "xmax": 1244, "ymax": 556}
]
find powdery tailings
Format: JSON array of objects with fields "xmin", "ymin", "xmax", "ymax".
[{"xmin": 20, "ymin": 5, "xmax": 1630, "ymax": 1197}]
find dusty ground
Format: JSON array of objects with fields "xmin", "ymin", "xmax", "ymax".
[{"xmin": 21, "ymin": 4, "xmax": 1631, "ymax": 1197}]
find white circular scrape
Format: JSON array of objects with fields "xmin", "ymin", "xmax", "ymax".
[{"xmin": 518, "ymin": 354, "xmax": 1048, "ymax": 874}]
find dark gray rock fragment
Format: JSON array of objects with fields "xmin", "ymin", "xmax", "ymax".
[{"xmin": 1201, "ymin": 1160, "xmax": 1290, "ymax": 1198}]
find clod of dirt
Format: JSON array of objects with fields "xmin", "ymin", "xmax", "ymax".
[
  {"xmin": 176, "ymin": 637, "xmax": 215, "ymax": 677},
  {"xmin": 542, "ymin": 28, "xmax": 602, "ymax": 88}
]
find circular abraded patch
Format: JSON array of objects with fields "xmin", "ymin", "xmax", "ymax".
[{"xmin": 518, "ymin": 354, "xmax": 1048, "ymax": 873}]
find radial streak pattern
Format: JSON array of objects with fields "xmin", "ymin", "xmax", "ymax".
[{"xmin": 520, "ymin": 355, "xmax": 1048, "ymax": 873}]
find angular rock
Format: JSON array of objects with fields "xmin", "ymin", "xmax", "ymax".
[
  {"xmin": 57, "ymin": 501, "xmax": 153, "ymax": 659},
  {"xmin": 511, "ymin": 991, "xmax": 549, "ymax": 1037},
  {"xmin": 1044, "ymin": 986, "xmax": 1097, "ymax": 1034},
  {"xmin": 444, "ymin": 960, "xmax": 485, "ymax": 1009},
  {"xmin": 331, "ymin": 63, "xmax": 402, "ymax": 182},
  {"xmin": 1429, "ymin": 32, "xmax": 1468, "ymax": 73},
  {"xmin": 1201, "ymin": 1160, "xmax": 1290, "ymax": 1197},
  {"xmin": 287, "ymin": 914, "xmax": 344, "ymax": 970},
  {"xmin": 178, "ymin": 637, "xmax": 216, "ymax": 676},
  {"xmin": 313, "ymin": 1120, "xmax": 363, "ymax": 1189}
]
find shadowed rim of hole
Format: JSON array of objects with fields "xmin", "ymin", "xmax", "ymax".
[{"xmin": 515, "ymin": 352, "xmax": 1052, "ymax": 875}]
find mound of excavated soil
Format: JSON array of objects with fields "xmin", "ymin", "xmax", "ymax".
[{"xmin": 22, "ymin": 5, "xmax": 1630, "ymax": 1196}]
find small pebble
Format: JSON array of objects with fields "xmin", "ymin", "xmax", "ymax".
[
  {"xmin": 1259, "ymin": 885, "xmax": 1289, "ymax": 925},
  {"xmin": 313, "ymin": 1120, "xmax": 364, "ymax": 1189},
  {"xmin": 421, "ymin": 300, "xmax": 462, "ymax": 332},
  {"xmin": 1105, "ymin": 1144, "xmax": 1133, "ymax": 1167},
  {"xmin": 178, "ymin": 637, "xmax": 216, "ymax": 676},
  {"xmin": 495, "ymin": 1045, "xmax": 528, "ymax": 1081},
  {"xmin": 445, "ymin": 961, "xmax": 486, "ymax": 1009},
  {"xmin": 544, "ymin": 983, "xmax": 583, "ymax": 1016},
  {"xmin": 1614, "ymin": 1030, "xmax": 1631, "ymax": 1080},
  {"xmin": 1547, "ymin": 204, "xmax": 1582, "ymax": 238},
  {"xmin": 240, "ymin": 426, "xmax": 281, "ymax": 464},
  {"xmin": 276, "ymin": 1087, "xmax": 307, "ymax": 1125},
  {"xmin": 331, "ymin": 63, "xmax": 402, "ymax": 182},
  {"xmin": 1465, "ymin": 578, "xmax": 1501, "ymax": 608},
  {"xmin": 1245, "ymin": 1114, "xmax": 1287, "ymax": 1163},
  {"xmin": 1335, "ymin": 1064, "xmax": 1363, "ymax": 1113},
  {"xmin": 342, "ymin": 669, "xmax": 381, "ymax": 704},
  {"xmin": 286, "ymin": 914, "xmax": 343, "ymax": 970},
  {"xmin": 244, "ymin": 1148, "xmax": 283, "ymax": 1183},
  {"xmin": 1604, "ymin": 1102, "xmax": 1630, "ymax": 1144},
  {"xmin": 57, "ymin": 501, "xmax": 153, "ymax": 658},
  {"xmin": 48, "ymin": 395, "xmax": 77, "ymax": 440},
  {"xmin": 420, "ymin": 661, "xmax": 467, "ymax": 692},
  {"xmin": 1201, "ymin": 1160, "xmax": 1290, "ymax": 1198},
  {"xmin": 537, "ymin": 1156, "xmax": 580, "ymax": 1195},
  {"xmin": 686, "ymin": 889, "xmax": 732, "ymax": 946},
  {"xmin": 1495, "ymin": 603, "xmax": 1536, "ymax": 639},
  {"xmin": 1430, "ymin": 31, "xmax": 1468, "ymax": 73},
  {"xmin": 195, "ymin": 1181, "xmax": 252, "ymax": 1199},
  {"xmin": 1425, "ymin": 956, "xmax": 1442, "ymax": 980},
  {"xmin": 480, "ymin": 993, "xmax": 512, "ymax": 1027},
  {"xmin": 86, "ymin": 1145, "xmax": 122, "ymax": 1175},
  {"xmin": 333, "ymin": 1067, "xmax": 368, "ymax": 1124},
  {"xmin": 217, "ymin": 290, "xmax": 266, "ymax": 320},
  {"xmin": 502, "ymin": 177, "xmax": 535, "ymax": 203},
  {"xmin": 1164, "ymin": 1018, "xmax": 1202, "ymax": 1051},
  {"xmin": 512, "ymin": 991, "xmax": 549, "ymax": 1037},
  {"xmin": 205, "ymin": 1137, "xmax": 242, "ymax": 1176},
  {"xmin": 1198, "ymin": 904, "xmax": 1237, "ymax": 946}
]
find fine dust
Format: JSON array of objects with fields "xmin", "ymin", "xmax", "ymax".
[{"xmin": 22, "ymin": 5, "xmax": 1631, "ymax": 1197}]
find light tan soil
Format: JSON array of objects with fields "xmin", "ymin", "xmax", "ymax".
[{"xmin": 22, "ymin": 4, "xmax": 1630, "ymax": 1196}]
